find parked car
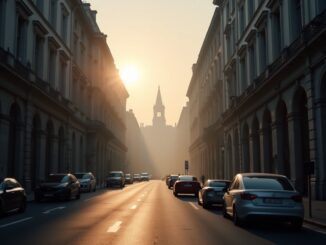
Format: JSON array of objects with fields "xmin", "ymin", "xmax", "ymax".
[
  {"xmin": 198, "ymin": 179, "xmax": 231, "ymax": 209},
  {"xmin": 223, "ymin": 173, "xmax": 304, "ymax": 229},
  {"xmin": 0, "ymin": 177, "xmax": 26, "ymax": 216},
  {"xmin": 125, "ymin": 174, "xmax": 133, "ymax": 184},
  {"xmin": 165, "ymin": 175, "xmax": 171, "ymax": 186},
  {"xmin": 168, "ymin": 175, "xmax": 179, "ymax": 189},
  {"xmin": 133, "ymin": 173, "xmax": 140, "ymax": 182},
  {"xmin": 106, "ymin": 171, "xmax": 125, "ymax": 188},
  {"xmin": 74, "ymin": 172, "xmax": 96, "ymax": 192},
  {"xmin": 173, "ymin": 175, "xmax": 201, "ymax": 197},
  {"xmin": 140, "ymin": 172, "xmax": 150, "ymax": 181},
  {"xmin": 34, "ymin": 173, "xmax": 81, "ymax": 202}
]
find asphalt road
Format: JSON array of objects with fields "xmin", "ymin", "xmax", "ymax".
[{"xmin": 0, "ymin": 180, "xmax": 326, "ymax": 245}]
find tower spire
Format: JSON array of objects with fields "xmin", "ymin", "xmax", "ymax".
[{"xmin": 153, "ymin": 86, "xmax": 166, "ymax": 127}]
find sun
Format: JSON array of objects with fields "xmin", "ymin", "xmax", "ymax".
[{"xmin": 120, "ymin": 65, "xmax": 140, "ymax": 87}]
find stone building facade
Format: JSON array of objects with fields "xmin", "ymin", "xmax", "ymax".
[
  {"xmin": 0, "ymin": 0, "xmax": 128, "ymax": 193},
  {"xmin": 187, "ymin": 0, "xmax": 326, "ymax": 200}
]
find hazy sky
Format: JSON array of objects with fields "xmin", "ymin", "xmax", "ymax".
[{"xmin": 87, "ymin": 0, "xmax": 215, "ymax": 126}]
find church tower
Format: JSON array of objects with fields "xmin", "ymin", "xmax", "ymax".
[{"xmin": 152, "ymin": 86, "xmax": 166, "ymax": 127}]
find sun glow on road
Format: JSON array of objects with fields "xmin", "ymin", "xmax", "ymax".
[{"xmin": 120, "ymin": 65, "xmax": 140, "ymax": 87}]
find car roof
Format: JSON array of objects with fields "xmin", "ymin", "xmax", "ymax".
[{"xmin": 237, "ymin": 173, "xmax": 287, "ymax": 178}]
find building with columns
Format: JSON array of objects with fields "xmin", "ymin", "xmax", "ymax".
[
  {"xmin": 0, "ymin": 0, "xmax": 128, "ymax": 193},
  {"xmin": 187, "ymin": 0, "xmax": 326, "ymax": 200}
]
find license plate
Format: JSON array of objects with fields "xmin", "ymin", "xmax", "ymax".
[{"xmin": 264, "ymin": 198, "xmax": 282, "ymax": 204}]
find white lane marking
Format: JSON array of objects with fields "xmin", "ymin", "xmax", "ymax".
[
  {"xmin": 130, "ymin": 205, "xmax": 137, "ymax": 210},
  {"xmin": 42, "ymin": 206, "xmax": 66, "ymax": 214},
  {"xmin": 189, "ymin": 202, "xmax": 199, "ymax": 210},
  {"xmin": 0, "ymin": 217, "xmax": 33, "ymax": 228},
  {"xmin": 303, "ymin": 224, "xmax": 326, "ymax": 235},
  {"xmin": 107, "ymin": 221, "xmax": 122, "ymax": 233},
  {"xmin": 84, "ymin": 197, "xmax": 96, "ymax": 202},
  {"xmin": 137, "ymin": 199, "xmax": 142, "ymax": 202}
]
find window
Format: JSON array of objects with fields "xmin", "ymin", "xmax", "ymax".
[
  {"xmin": 239, "ymin": 4, "xmax": 245, "ymax": 34},
  {"xmin": 61, "ymin": 5, "xmax": 68, "ymax": 42},
  {"xmin": 271, "ymin": 7, "xmax": 282, "ymax": 58},
  {"xmin": 259, "ymin": 28, "xmax": 267, "ymax": 72},
  {"xmin": 317, "ymin": 0, "xmax": 326, "ymax": 15},
  {"xmin": 48, "ymin": 48, "xmax": 56, "ymax": 87},
  {"xmin": 59, "ymin": 59, "xmax": 67, "ymax": 95},
  {"xmin": 16, "ymin": 16, "xmax": 27, "ymax": 62},
  {"xmin": 291, "ymin": 0, "xmax": 302, "ymax": 41},
  {"xmin": 248, "ymin": 44, "xmax": 256, "ymax": 83},
  {"xmin": 50, "ymin": 0, "xmax": 57, "ymax": 29},
  {"xmin": 248, "ymin": 0, "xmax": 254, "ymax": 19},
  {"xmin": 36, "ymin": 0, "xmax": 43, "ymax": 12},
  {"xmin": 34, "ymin": 34, "xmax": 44, "ymax": 78},
  {"xmin": 240, "ymin": 55, "xmax": 247, "ymax": 92},
  {"xmin": 243, "ymin": 176, "xmax": 294, "ymax": 190}
]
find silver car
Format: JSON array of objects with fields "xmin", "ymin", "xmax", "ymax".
[
  {"xmin": 198, "ymin": 179, "xmax": 230, "ymax": 209},
  {"xmin": 74, "ymin": 172, "xmax": 96, "ymax": 192},
  {"xmin": 223, "ymin": 173, "xmax": 304, "ymax": 229}
]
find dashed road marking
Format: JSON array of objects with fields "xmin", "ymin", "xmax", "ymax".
[
  {"xmin": 107, "ymin": 221, "xmax": 122, "ymax": 233},
  {"xmin": 189, "ymin": 202, "xmax": 199, "ymax": 210},
  {"xmin": 130, "ymin": 205, "xmax": 137, "ymax": 210},
  {"xmin": 43, "ymin": 206, "xmax": 66, "ymax": 214},
  {"xmin": 0, "ymin": 217, "xmax": 33, "ymax": 228}
]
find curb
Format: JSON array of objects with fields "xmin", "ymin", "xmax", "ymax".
[{"xmin": 304, "ymin": 218, "xmax": 326, "ymax": 230}]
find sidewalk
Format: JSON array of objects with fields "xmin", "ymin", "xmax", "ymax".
[{"xmin": 303, "ymin": 198, "xmax": 326, "ymax": 229}]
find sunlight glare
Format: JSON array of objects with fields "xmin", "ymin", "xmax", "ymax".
[{"xmin": 120, "ymin": 65, "xmax": 140, "ymax": 87}]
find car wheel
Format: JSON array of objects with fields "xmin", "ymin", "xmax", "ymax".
[
  {"xmin": 291, "ymin": 219, "xmax": 303, "ymax": 231},
  {"xmin": 76, "ymin": 190, "xmax": 81, "ymax": 200},
  {"xmin": 18, "ymin": 199, "xmax": 26, "ymax": 213},
  {"xmin": 222, "ymin": 203, "xmax": 228, "ymax": 218},
  {"xmin": 232, "ymin": 206, "xmax": 243, "ymax": 226},
  {"xmin": 203, "ymin": 201, "xmax": 209, "ymax": 209}
]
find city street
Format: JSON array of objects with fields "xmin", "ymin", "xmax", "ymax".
[{"xmin": 0, "ymin": 180, "xmax": 325, "ymax": 245}]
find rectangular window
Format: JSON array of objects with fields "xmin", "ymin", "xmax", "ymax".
[
  {"xmin": 240, "ymin": 55, "xmax": 247, "ymax": 92},
  {"xmin": 50, "ymin": 0, "xmax": 57, "ymax": 29},
  {"xmin": 239, "ymin": 5, "xmax": 245, "ymax": 34},
  {"xmin": 248, "ymin": 44, "xmax": 256, "ymax": 83},
  {"xmin": 34, "ymin": 35, "xmax": 44, "ymax": 78},
  {"xmin": 291, "ymin": 0, "xmax": 302, "ymax": 41},
  {"xmin": 248, "ymin": 0, "xmax": 254, "ymax": 19},
  {"xmin": 48, "ymin": 48, "xmax": 56, "ymax": 87},
  {"xmin": 272, "ymin": 8, "xmax": 281, "ymax": 58},
  {"xmin": 16, "ymin": 16, "xmax": 28, "ymax": 62},
  {"xmin": 59, "ymin": 60, "xmax": 66, "ymax": 95},
  {"xmin": 61, "ymin": 7, "xmax": 68, "ymax": 43},
  {"xmin": 259, "ymin": 29, "xmax": 267, "ymax": 72},
  {"xmin": 36, "ymin": 0, "xmax": 43, "ymax": 12},
  {"xmin": 0, "ymin": 0, "xmax": 5, "ymax": 46}
]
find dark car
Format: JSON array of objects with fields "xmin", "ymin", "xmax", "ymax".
[
  {"xmin": 106, "ymin": 171, "xmax": 125, "ymax": 188},
  {"xmin": 173, "ymin": 175, "xmax": 201, "ymax": 197},
  {"xmin": 34, "ymin": 173, "xmax": 81, "ymax": 202},
  {"xmin": 140, "ymin": 172, "xmax": 150, "ymax": 181},
  {"xmin": 198, "ymin": 179, "xmax": 230, "ymax": 209},
  {"xmin": 125, "ymin": 174, "xmax": 133, "ymax": 184},
  {"xmin": 0, "ymin": 178, "xmax": 26, "ymax": 216},
  {"xmin": 74, "ymin": 172, "xmax": 96, "ymax": 192},
  {"xmin": 168, "ymin": 175, "xmax": 179, "ymax": 189}
]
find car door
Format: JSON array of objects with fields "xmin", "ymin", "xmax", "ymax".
[{"xmin": 224, "ymin": 177, "xmax": 240, "ymax": 215}]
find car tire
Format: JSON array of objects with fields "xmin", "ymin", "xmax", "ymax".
[
  {"xmin": 76, "ymin": 190, "xmax": 81, "ymax": 200},
  {"xmin": 222, "ymin": 203, "xmax": 228, "ymax": 218},
  {"xmin": 18, "ymin": 199, "xmax": 26, "ymax": 213},
  {"xmin": 203, "ymin": 201, "xmax": 209, "ymax": 209},
  {"xmin": 88, "ymin": 185, "xmax": 91, "ymax": 193},
  {"xmin": 232, "ymin": 206, "xmax": 243, "ymax": 226}
]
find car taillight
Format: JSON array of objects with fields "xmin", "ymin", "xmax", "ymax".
[
  {"xmin": 291, "ymin": 195, "xmax": 302, "ymax": 203},
  {"xmin": 240, "ymin": 193, "xmax": 257, "ymax": 200}
]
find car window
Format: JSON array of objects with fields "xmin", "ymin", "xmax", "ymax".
[
  {"xmin": 209, "ymin": 181, "xmax": 229, "ymax": 188},
  {"xmin": 109, "ymin": 172, "xmax": 122, "ymax": 177},
  {"xmin": 243, "ymin": 176, "xmax": 294, "ymax": 190}
]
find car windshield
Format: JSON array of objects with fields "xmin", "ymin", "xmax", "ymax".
[
  {"xmin": 243, "ymin": 176, "xmax": 294, "ymax": 191},
  {"xmin": 45, "ymin": 175, "xmax": 69, "ymax": 183},
  {"xmin": 109, "ymin": 173, "xmax": 122, "ymax": 177},
  {"xmin": 178, "ymin": 176, "xmax": 195, "ymax": 181},
  {"xmin": 170, "ymin": 175, "xmax": 178, "ymax": 179},
  {"xmin": 74, "ymin": 173, "xmax": 90, "ymax": 179},
  {"xmin": 209, "ymin": 181, "xmax": 229, "ymax": 188}
]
